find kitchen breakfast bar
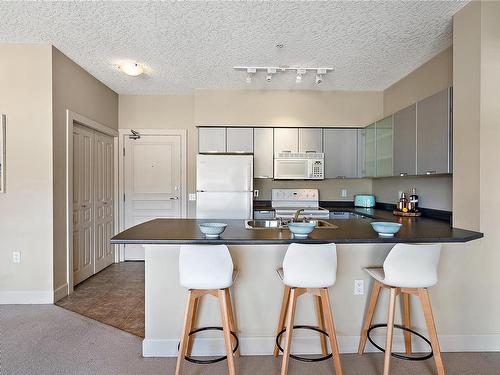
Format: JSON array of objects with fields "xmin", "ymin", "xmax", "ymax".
[{"xmin": 111, "ymin": 210, "xmax": 482, "ymax": 359}]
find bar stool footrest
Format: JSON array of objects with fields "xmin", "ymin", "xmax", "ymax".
[
  {"xmin": 178, "ymin": 326, "xmax": 239, "ymax": 365},
  {"xmin": 276, "ymin": 325, "xmax": 333, "ymax": 362},
  {"xmin": 367, "ymin": 323, "xmax": 434, "ymax": 361}
]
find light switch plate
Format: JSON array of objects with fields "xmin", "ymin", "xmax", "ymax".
[
  {"xmin": 13, "ymin": 251, "xmax": 21, "ymax": 263},
  {"xmin": 189, "ymin": 193, "xmax": 196, "ymax": 201},
  {"xmin": 341, "ymin": 188, "xmax": 348, "ymax": 198},
  {"xmin": 354, "ymin": 280, "xmax": 364, "ymax": 295}
]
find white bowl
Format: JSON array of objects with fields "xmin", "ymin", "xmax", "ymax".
[{"xmin": 199, "ymin": 223, "xmax": 228, "ymax": 238}]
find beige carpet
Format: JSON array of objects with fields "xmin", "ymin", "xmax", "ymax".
[{"xmin": 0, "ymin": 305, "xmax": 498, "ymax": 375}]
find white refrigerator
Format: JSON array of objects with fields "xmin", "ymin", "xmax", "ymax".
[{"xmin": 196, "ymin": 154, "xmax": 253, "ymax": 219}]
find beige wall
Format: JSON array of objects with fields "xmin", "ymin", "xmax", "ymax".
[
  {"xmin": 118, "ymin": 95, "xmax": 196, "ymax": 216},
  {"xmin": 453, "ymin": 4, "xmax": 481, "ymax": 231},
  {"xmin": 372, "ymin": 175, "xmax": 452, "ymax": 211},
  {"xmin": 52, "ymin": 47, "xmax": 119, "ymax": 291},
  {"xmin": 0, "ymin": 44, "xmax": 54, "ymax": 302},
  {"xmin": 376, "ymin": 46, "xmax": 454, "ymax": 211},
  {"xmin": 254, "ymin": 179, "xmax": 372, "ymax": 202},
  {"xmin": 195, "ymin": 89, "xmax": 383, "ymax": 127},
  {"xmin": 383, "ymin": 47, "xmax": 453, "ymax": 116},
  {"xmin": 119, "ymin": 91, "xmax": 382, "ymax": 216}
]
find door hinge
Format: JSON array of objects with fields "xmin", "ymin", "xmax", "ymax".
[
  {"xmin": 123, "ymin": 147, "xmax": 125, "ymax": 157},
  {"xmin": 123, "ymin": 193, "xmax": 126, "ymax": 202}
]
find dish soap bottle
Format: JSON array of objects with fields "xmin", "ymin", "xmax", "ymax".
[{"xmin": 409, "ymin": 188, "xmax": 419, "ymax": 212}]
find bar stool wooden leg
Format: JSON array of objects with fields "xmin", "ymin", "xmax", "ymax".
[
  {"xmin": 402, "ymin": 292, "xmax": 412, "ymax": 354},
  {"xmin": 274, "ymin": 286, "xmax": 291, "ymax": 357},
  {"xmin": 314, "ymin": 295, "xmax": 328, "ymax": 356},
  {"xmin": 225, "ymin": 288, "xmax": 240, "ymax": 357},
  {"xmin": 320, "ymin": 288, "xmax": 343, "ymax": 375},
  {"xmin": 383, "ymin": 288, "xmax": 398, "ymax": 375},
  {"xmin": 418, "ymin": 288, "xmax": 445, "ymax": 375},
  {"xmin": 280, "ymin": 288, "xmax": 298, "ymax": 375},
  {"xmin": 219, "ymin": 289, "xmax": 236, "ymax": 375},
  {"xmin": 358, "ymin": 280, "xmax": 382, "ymax": 354},
  {"xmin": 186, "ymin": 296, "xmax": 200, "ymax": 357},
  {"xmin": 176, "ymin": 290, "xmax": 196, "ymax": 375}
]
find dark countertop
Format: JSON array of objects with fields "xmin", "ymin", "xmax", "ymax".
[{"xmin": 111, "ymin": 210, "xmax": 483, "ymax": 245}]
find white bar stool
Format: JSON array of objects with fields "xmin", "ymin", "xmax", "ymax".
[
  {"xmin": 176, "ymin": 244, "xmax": 239, "ymax": 375},
  {"xmin": 273, "ymin": 243, "xmax": 343, "ymax": 375},
  {"xmin": 358, "ymin": 243, "xmax": 444, "ymax": 375}
]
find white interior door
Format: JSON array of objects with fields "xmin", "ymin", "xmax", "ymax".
[
  {"xmin": 123, "ymin": 134, "xmax": 183, "ymax": 260},
  {"xmin": 73, "ymin": 124, "xmax": 95, "ymax": 285},
  {"xmin": 94, "ymin": 131, "xmax": 114, "ymax": 273}
]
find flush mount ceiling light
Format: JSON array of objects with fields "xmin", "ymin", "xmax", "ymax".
[
  {"xmin": 234, "ymin": 66, "xmax": 333, "ymax": 84},
  {"xmin": 119, "ymin": 62, "xmax": 144, "ymax": 76}
]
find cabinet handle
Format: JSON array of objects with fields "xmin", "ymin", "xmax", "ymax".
[
  {"xmin": 399, "ymin": 172, "xmax": 408, "ymax": 177},
  {"xmin": 306, "ymin": 150, "xmax": 317, "ymax": 153},
  {"xmin": 426, "ymin": 170, "xmax": 436, "ymax": 175},
  {"xmin": 81, "ymin": 204, "xmax": 87, "ymax": 208},
  {"xmin": 255, "ymin": 175, "xmax": 272, "ymax": 178},
  {"xmin": 169, "ymin": 196, "xmax": 179, "ymax": 200},
  {"xmin": 336, "ymin": 176, "xmax": 346, "ymax": 179},
  {"xmin": 281, "ymin": 150, "xmax": 292, "ymax": 153}
]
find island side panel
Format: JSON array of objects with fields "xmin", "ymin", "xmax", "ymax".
[{"xmin": 142, "ymin": 243, "xmax": 417, "ymax": 357}]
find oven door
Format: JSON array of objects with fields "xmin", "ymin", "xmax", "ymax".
[{"xmin": 274, "ymin": 158, "xmax": 309, "ymax": 179}]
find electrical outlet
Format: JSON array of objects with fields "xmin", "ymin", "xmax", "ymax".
[
  {"xmin": 188, "ymin": 193, "xmax": 196, "ymax": 201},
  {"xmin": 354, "ymin": 280, "xmax": 364, "ymax": 295},
  {"xmin": 13, "ymin": 251, "xmax": 21, "ymax": 263},
  {"xmin": 341, "ymin": 188, "xmax": 348, "ymax": 198},
  {"xmin": 254, "ymin": 189, "xmax": 259, "ymax": 198}
]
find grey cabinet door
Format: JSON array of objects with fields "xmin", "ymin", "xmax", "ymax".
[
  {"xmin": 226, "ymin": 128, "xmax": 254, "ymax": 153},
  {"xmin": 274, "ymin": 128, "xmax": 298, "ymax": 153},
  {"xmin": 253, "ymin": 128, "xmax": 274, "ymax": 178},
  {"xmin": 299, "ymin": 128, "xmax": 323, "ymax": 153},
  {"xmin": 417, "ymin": 88, "xmax": 451, "ymax": 175},
  {"xmin": 323, "ymin": 129, "xmax": 358, "ymax": 178},
  {"xmin": 198, "ymin": 127, "xmax": 226, "ymax": 153},
  {"xmin": 393, "ymin": 104, "xmax": 417, "ymax": 176}
]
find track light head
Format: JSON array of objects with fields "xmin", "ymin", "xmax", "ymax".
[{"xmin": 315, "ymin": 74, "xmax": 323, "ymax": 85}]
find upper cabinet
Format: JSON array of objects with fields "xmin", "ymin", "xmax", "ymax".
[
  {"xmin": 298, "ymin": 128, "xmax": 323, "ymax": 153},
  {"xmin": 363, "ymin": 123, "xmax": 376, "ymax": 177},
  {"xmin": 226, "ymin": 128, "xmax": 254, "ymax": 153},
  {"xmin": 274, "ymin": 128, "xmax": 298, "ymax": 153},
  {"xmin": 323, "ymin": 129, "xmax": 358, "ymax": 178},
  {"xmin": 416, "ymin": 88, "xmax": 452, "ymax": 175},
  {"xmin": 198, "ymin": 127, "xmax": 226, "ymax": 153},
  {"xmin": 375, "ymin": 116, "xmax": 393, "ymax": 177},
  {"xmin": 393, "ymin": 104, "xmax": 417, "ymax": 176},
  {"xmin": 253, "ymin": 128, "xmax": 274, "ymax": 178}
]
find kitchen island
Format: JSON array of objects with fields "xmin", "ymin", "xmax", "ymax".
[{"xmin": 111, "ymin": 211, "xmax": 482, "ymax": 358}]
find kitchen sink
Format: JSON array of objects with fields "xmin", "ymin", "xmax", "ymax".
[{"xmin": 245, "ymin": 219, "xmax": 338, "ymax": 230}]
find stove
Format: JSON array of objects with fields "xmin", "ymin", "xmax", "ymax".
[{"xmin": 272, "ymin": 189, "xmax": 329, "ymax": 219}]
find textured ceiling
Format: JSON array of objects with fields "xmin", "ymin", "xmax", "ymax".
[{"xmin": 0, "ymin": 1, "xmax": 467, "ymax": 95}]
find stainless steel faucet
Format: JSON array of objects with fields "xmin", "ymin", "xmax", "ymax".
[{"xmin": 293, "ymin": 209, "xmax": 305, "ymax": 222}]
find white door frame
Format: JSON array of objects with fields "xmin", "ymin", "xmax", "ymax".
[
  {"xmin": 66, "ymin": 110, "xmax": 119, "ymax": 294},
  {"xmin": 118, "ymin": 129, "xmax": 188, "ymax": 261}
]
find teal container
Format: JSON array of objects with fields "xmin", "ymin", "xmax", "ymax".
[{"xmin": 354, "ymin": 194, "xmax": 376, "ymax": 208}]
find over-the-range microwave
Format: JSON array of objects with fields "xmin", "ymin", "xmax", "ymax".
[{"xmin": 273, "ymin": 152, "xmax": 324, "ymax": 180}]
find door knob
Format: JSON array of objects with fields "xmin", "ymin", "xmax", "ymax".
[{"xmin": 169, "ymin": 196, "xmax": 179, "ymax": 200}]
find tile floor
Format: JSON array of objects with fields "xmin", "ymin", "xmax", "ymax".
[{"xmin": 56, "ymin": 261, "xmax": 145, "ymax": 337}]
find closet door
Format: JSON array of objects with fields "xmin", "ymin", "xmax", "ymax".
[
  {"xmin": 94, "ymin": 132, "xmax": 114, "ymax": 273},
  {"xmin": 73, "ymin": 125, "xmax": 95, "ymax": 285}
]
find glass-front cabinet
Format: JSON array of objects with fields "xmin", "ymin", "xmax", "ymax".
[
  {"xmin": 363, "ymin": 123, "xmax": 376, "ymax": 177},
  {"xmin": 375, "ymin": 115, "xmax": 394, "ymax": 177}
]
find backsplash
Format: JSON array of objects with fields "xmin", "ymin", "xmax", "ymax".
[
  {"xmin": 371, "ymin": 175, "xmax": 452, "ymax": 211},
  {"xmin": 253, "ymin": 178, "xmax": 373, "ymax": 201}
]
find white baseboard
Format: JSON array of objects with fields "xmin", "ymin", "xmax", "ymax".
[
  {"xmin": 53, "ymin": 283, "xmax": 68, "ymax": 302},
  {"xmin": 0, "ymin": 290, "xmax": 53, "ymax": 304},
  {"xmin": 142, "ymin": 334, "xmax": 500, "ymax": 358}
]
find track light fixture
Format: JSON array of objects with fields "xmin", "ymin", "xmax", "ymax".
[{"xmin": 234, "ymin": 66, "xmax": 333, "ymax": 84}]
